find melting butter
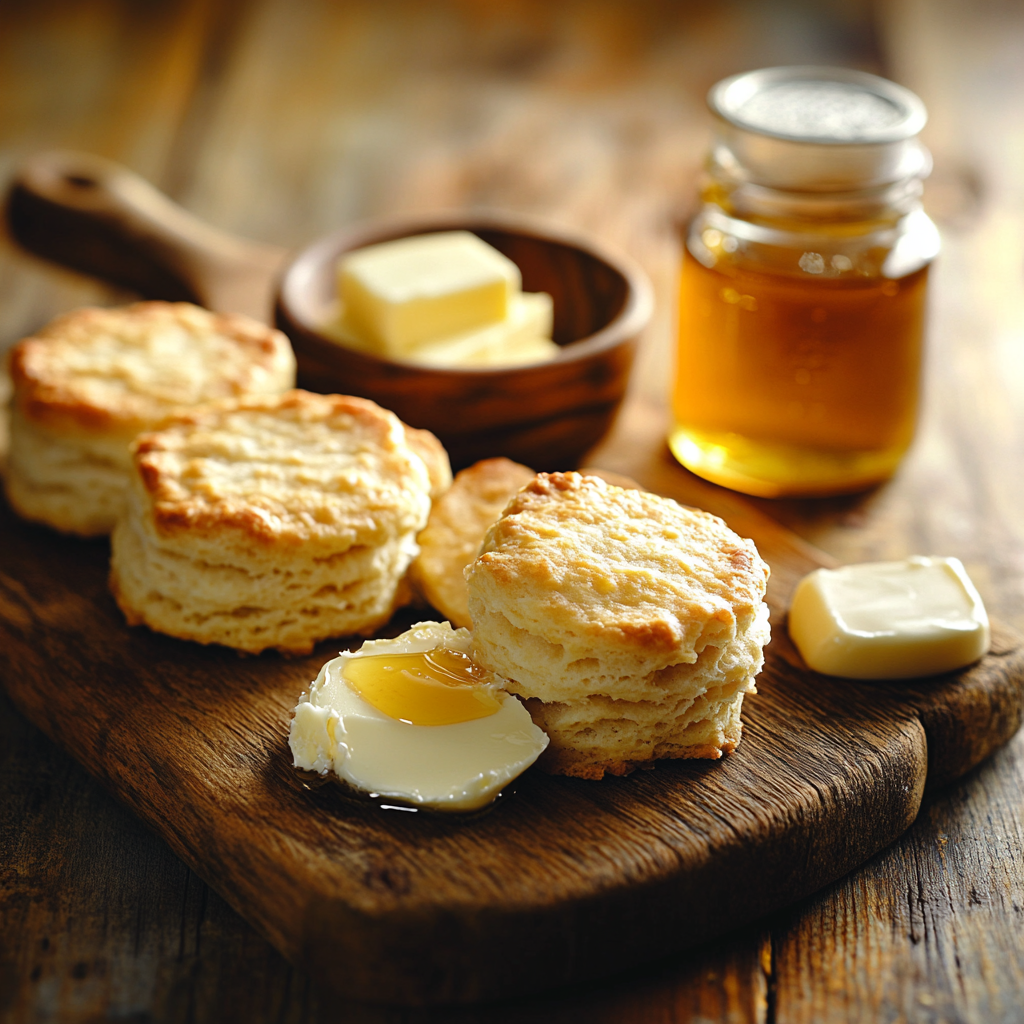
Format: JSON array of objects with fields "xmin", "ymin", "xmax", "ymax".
[{"xmin": 287, "ymin": 621, "xmax": 549, "ymax": 811}]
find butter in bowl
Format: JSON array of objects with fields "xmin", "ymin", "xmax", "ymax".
[
  {"xmin": 275, "ymin": 213, "xmax": 654, "ymax": 470},
  {"xmin": 320, "ymin": 230, "xmax": 559, "ymax": 368}
]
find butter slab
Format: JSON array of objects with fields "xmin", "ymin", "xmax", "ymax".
[
  {"xmin": 407, "ymin": 292, "xmax": 557, "ymax": 367},
  {"xmin": 338, "ymin": 231, "xmax": 520, "ymax": 356},
  {"xmin": 788, "ymin": 556, "xmax": 990, "ymax": 679}
]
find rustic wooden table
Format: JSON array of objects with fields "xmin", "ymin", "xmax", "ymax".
[{"xmin": 2, "ymin": 1, "xmax": 1023, "ymax": 1021}]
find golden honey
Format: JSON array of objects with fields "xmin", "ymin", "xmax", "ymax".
[
  {"xmin": 342, "ymin": 646, "xmax": 501, "ymax": 726},
  {"xmin": 671, "ymin": 66, "xmax": 938, "ymax": 497},
  {"xmin": 671, "ymin": 255, "xmax": 929, "ymax": 497}
]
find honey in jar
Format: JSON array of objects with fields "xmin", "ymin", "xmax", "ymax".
[{"xmin": 671, "ymin": 67, "xmax": 940, "ymax": 497}]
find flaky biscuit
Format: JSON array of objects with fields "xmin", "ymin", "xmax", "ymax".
[
  {"xmin": 527, "ymin": 684, "xmax": 749, "ymax": 779},
  {"xmin": 467, "ymin": 472, "xmax": 770, "ymax": 702},
  {"xmin": 10, "ymin": 302, "xmax": 296, "ymax": 434},
  {"xmin": 465, "ymin": 472, "xmax": 770, "ymax": 777},
  {"xmin": 109, "ymin": 390, "xmax": 450, "ymax": 654},
  {"xmin": 4, "ymin": 301, "xmax": 296, "ymax": 535},
  {"xmin": 410, "ymin": 457, "xmax": 536, "ymax": 627},
  {"xmin": 5, "ymin": 409, "xmax": 134, "ymax": 535},
  {"xmin": 409, "ymin": 462, "xmax": 641, "ymax": 629},
  {"xmin": 522, "ymin": 603, "xmax": 769, "ymax": 778}
]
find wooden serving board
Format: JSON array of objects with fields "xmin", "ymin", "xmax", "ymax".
[{"xmin": 2, "ymin": 459, "xmax": 1023, "ymax": 1008}]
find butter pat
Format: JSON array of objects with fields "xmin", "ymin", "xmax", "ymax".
[
  {"xmin": 288, "ymin": 621, "xmax": 548, "ymax": 812},
  {"xmin": 319, "ymin": 293, "xmax": 558, "ymax": 367},
  {"xmin": 407, "ymin": 292, "xmax": 557, "ymax": 367},
  {"xmin": 788, "ymin": 556, "xmax": 990, "ymax": 679},
  {"xmin": 338, "ymin": 231, "xmax": 520, "ymax": 356}
]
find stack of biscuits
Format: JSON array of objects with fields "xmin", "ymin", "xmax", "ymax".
[
  {"xmin": 5, "ymin": 302, "xmax": 296, "ymax": 535},
  {"xmin": 465, "ymin": 472, "xmax": 771, "ymax": 778},
  {"xmin": 109, "ymin": 390, "xmax": 450, "ymax": 654},
  {"xmin": 4, "ymin": 300, "xmax": 451, "ymax": 656}
]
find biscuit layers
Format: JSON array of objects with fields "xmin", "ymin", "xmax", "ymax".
[
  {"xmin": 109, "ymin": 390, "xmax": 450, "ymax": 655},
  {"xmin": 466, "ymin": 472, "xmax": 771, "ymax": 778}
]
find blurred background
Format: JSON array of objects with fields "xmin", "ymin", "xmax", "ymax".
[
  {"xmin": 3, "ymin": 0, "xmax": 1022, "ymax": 571},
  {"xmin": 1, "ymin": 0, "xmax": 1009, "ymax": 358}
]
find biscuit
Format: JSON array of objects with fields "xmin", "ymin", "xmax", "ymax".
[
  {"xmin": 5, "ymin": 302, "xmax": 296, "ymax": 535},
  {"xmin": 400, "ymin": 424, "xmax": 455, "ymax": 501},
  {"xmin": 410, "ymin": 457, "xmax": 536, "ymax": 627},
  {"xmin": 465, "ymin": 472, "xmax": 770, "ymax": 777},
  {"xmin": 109, "ymin": 390, "xmax": 451, "ymax": 655},
  {"xmin": 410, "ymin": 461, "xmax": 640, "ymax": 629}
]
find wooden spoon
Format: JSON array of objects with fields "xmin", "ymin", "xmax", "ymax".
[{"xmin": 7, "ymin": 149, "xmax": 286, "ymax": 321}]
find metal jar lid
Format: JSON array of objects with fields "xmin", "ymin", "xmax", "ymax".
[{"xmin": 707, "ymin": 66, "xmax": 931, "ymax": 190}]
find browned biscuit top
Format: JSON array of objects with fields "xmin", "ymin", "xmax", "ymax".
[
  {"xmin": 131, "ymin": 390, "xmax": 441, "ymax": 545},
  {"xmin": 9, "ymin": 301, "xmax": 296, "ymax": 433},
  {"xmin": 468, "ymin": 471, "xmax": 770, "ymax": 658},
  {"xmin": 411, "ymin": 457, "xmax": 536, "ymax": 627}
]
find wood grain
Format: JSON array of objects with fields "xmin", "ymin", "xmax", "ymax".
[
  {"xmin": 1, "ymin": 482, "xmax": 1020, "ymax": 1005},
  {"xmin": 7, "ymin": 150, "xmax": 286, "ymax": 322}
]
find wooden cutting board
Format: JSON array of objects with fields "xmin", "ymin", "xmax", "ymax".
[
  {"xmin": 4, "ymin": 152, "xmax": 1024, "ymax": 1006},
  {"xmin": 2, "ymin": 456, "xmax": 1022, "ymax": 1008}
]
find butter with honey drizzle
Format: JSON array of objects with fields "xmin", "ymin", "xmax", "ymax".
[
  {"xmin": 343, "ymin": 646, "xmax": 502, "ymax": 726},
  {"xmin": 288, "ymin": 621, "xmax": 548, "ymax": 811}
]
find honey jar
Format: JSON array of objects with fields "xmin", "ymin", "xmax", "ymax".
[{"xmin": 671, "ymin": 67, "xmax": 939, "ymax": 497}]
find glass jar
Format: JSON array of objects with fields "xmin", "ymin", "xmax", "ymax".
[{"xmin": 670, "ymin": 66, "xmax": 940, "ymax": 497}]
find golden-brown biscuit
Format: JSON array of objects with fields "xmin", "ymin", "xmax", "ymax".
[
  {"xmin": 465, "ymin": 472, "xmax": 771, "ymax": 778},
  {"xmin": 5, "ymin": 301, "xmax": 296, "ymax": 535},
  {"xmin": 409, "ymin": 461, "xmax": 641, "ymax": 628},
  {"xmin": 410, "ymin": 457, "xmax": 536, "ymax": 627},
  {"xmin": 109, "ymin": 390, "xmax": 451, "ymax": 655},
  {"xmin": 401, "ymin": 424, "xmax": 456, "ymax": 501}
]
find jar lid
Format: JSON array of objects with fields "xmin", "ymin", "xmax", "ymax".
[{"xmin": 707, "ymin": 66, "xmax": 931, "ymax": 190}]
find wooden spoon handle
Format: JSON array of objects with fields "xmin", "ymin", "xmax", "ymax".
[{"xmin": 6, "ymin": 150, "xmax": 287, "ymax": 320}]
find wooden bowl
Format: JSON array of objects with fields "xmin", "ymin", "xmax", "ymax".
[
  {"xmin": 6, "ymin": 154, "xmax": 652, "ymax": 471},
  {"xmin": 276, "ymin": 213, "xmax": 653, "ymax": 470}
]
